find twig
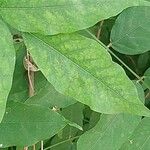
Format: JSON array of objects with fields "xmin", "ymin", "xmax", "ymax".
[
  {"xmin": 24, "ymin": 147, "xmax": 28, "ymax": 150},
  {"xmin": 96, "ymin": 20, "xmax": 104, "ymax": 39},
  {"xmin": 41, "ymin": 141, "xmax": 44, "ymax": 150},
  {"xmin": 107, "ymin": 43, "xmax": 112, "ymax": 48},
  {"xmin": 145, "ymin": 90, "xmax": 150, "ymax": 99},
  {"xmin": 33, "ymin": 144, "xmax": 36, "ymax": 150},
  {"xmin": 26, "ymin": 51, "xmax": 35, "ymax": 97},
  {"xmin": 24, "ymin": 51, "xmax": 35, "ymax": 150}
]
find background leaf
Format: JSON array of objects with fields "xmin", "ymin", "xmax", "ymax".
[
  {"xmin": 8, "ymin": 41, "xmax": 28, "ymax": 102},
  {"xmin": 49, "ymin": 103, "xmax": 83, "ymax": 150},
  {"xmin": 77, "ymin": 114, "xmax": 141, "ymax": 150},
  {"xmin": 120, "ymin": 117, "xmax": 150, "ymax": 150},
  {"xmin": 111, "ymin": 6, "xmax": 150, "ymax": 55},
  {"xmin": 0, "ymin": 19, "xmax": 15, "ymax": 122},
  {"xmin": 0, "ymin": 0, "xmax": 150, "ymax": 35},
  {"xmin": 137, "ymin": 52, "xmax": 150, "ymax": 74},
  {"xmin": 0, "ymin": 101, "xmax": 70, "ymax": 147}
]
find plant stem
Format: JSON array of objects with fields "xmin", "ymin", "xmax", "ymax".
[
  {"xmin": 33, "ymin": 144, "xmax": 36, "ymax": 150},
  {"xmin": 145, "ymin": 90, "xmax": 150, "ymax": 99},
  {"xmin": 27, "ymin": 51, "xmax": 35, "ymax": 97},
  {"xmin": 41, "ymin": 141, "xmax": 44, "ymax": 150},
  {"xmin": 97, "ymin": 20, "xmax": 104, "ymax": 39},
  {"xmin": 26, "ymin": 51, "xmax": 35, "ymax": 150},
  {"xmin": 26, "ymin": 52, "xmax": 44, "ymax": 150},
  {"xmin": 44, "ymin": 136, "xmax": 80, "ymax": 150},
  {"xmin": 24, "ymin": 147, "xmax": 28, "ymax": 150}
]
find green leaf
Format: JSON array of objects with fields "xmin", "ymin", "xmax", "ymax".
[
  {"xmin": 111, "ymin": 6, "xmax": 150, "ymax": 55},
  {"xmin": 8, "ymin": 44, "xmax": 76, "ymax": 107},
  {"xmin": 88, "ymin": 111, "xmax": 101, "ymax": 130},
  {"xmin": 77, "ymin": 114, "xmax": 141, "ymax": 150},
  {"xmin": 0, "ymin": 101, "xmax": 69, "ymax": 147},
  {"xmin": 133, "ymin": 81, "xmax": 145, "ymax": 103},
  {"xmin": 25, "ymin": 80, "xmax": 76, "ymax": 108},
  {"xmin": 0, "ymin": 19, "xmax": 15, "ymax": 122},
  {"xmin": 8, "ymin": 42, "xmax": 28, "ymax": 102},
  {"xmin": 0, "ymin": 0, "xmax": 150, "ymax": 35},
  {"xmin": 120, "ymin": 117, "xmax": 150, "ymax": 150},
  {"xmin": 137, "ymin": 52, "xmax": 150, "ymax": 71},
  {"xmin": 50, "ymin": 103, "xmax": 84, "ymax": 150},
  {"xmin": 61, "ymin": 103, "xmax": 84, "ymax": 128},
  {"xmin": 23, "ymin": 33, "xmax": 150, "ymax": 116}
]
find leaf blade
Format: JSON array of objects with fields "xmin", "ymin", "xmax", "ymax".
[
  {"xmin": 23, "ymin": 33, "xmax": 150, "ymax": 116},
  {"xmin": 0, "ymin": 19, "xmax": 15, "ymax": 122},
  {"xmin": 77, "ymin": 114, "xmax": 141, "ymax": 150},
  {"xmin": 120, "ymin": 117, "xmax": 150, "ymax": 150},
  {"xmin": 111, "ymin": 6, "xmax": 150, "ymax": 55},
  {"xmin": 0, "ymin": 101, "xmax": 68, "ymax": 147},
  {"xmin": 1, "ymin": 0, "xmax": 150, "ymax": 35}
]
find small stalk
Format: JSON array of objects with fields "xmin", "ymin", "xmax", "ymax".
[
  {"xmin": 24, "ymin": 147, "xmax": 28, "ymax": 150},
  {"xmin": 96, "ymin": 20, "xmax": 104, "ymax": 39},
  {"xmin": 41, "ymin": 141, "xmax": 44, "ymax": 150},
  {"xmin": 33, "ymin": 144, "xmax": 36, "ymax": 150},
  {"xmin": 24, "ymin": 51, "xmax": 35, "ymax": 150},
  {"xmin": 145, "ymin": 90, "xmax": 150, "ymax": 99},
  {"xmin": 26, "ymin": 51, "xmax": 35, "ymax": 97}
]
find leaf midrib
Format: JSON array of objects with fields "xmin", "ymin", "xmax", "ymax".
[{"xmin": 27, "ymin": 33, "xmax": 143, "ymax": 108}]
